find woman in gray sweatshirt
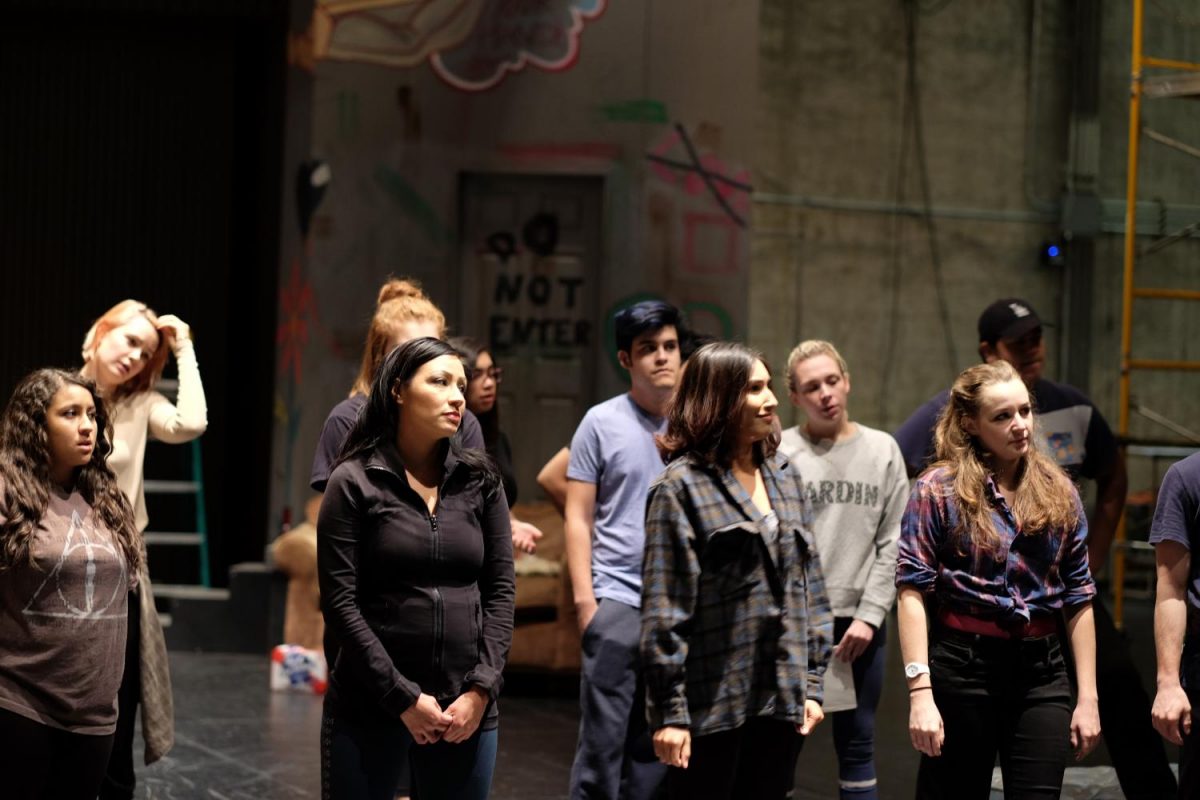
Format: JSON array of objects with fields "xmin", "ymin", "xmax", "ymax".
[{"xmin": 778, "ymin": 340, "xmax": 907, "ymax": 800}]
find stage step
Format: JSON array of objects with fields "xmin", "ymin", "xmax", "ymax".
[
  {"xmin": 154, "ymin": 584, "xmax": 230, "ymax": 601},
  {"xmin": 161, "ymin": 562, "xmax": 286, "ymax": 654},
  {"xmin": 144, "ymin": 531, "xmax": 205, "ymax": 546}
]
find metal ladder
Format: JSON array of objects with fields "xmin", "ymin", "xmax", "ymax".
[
  {"xmin": 1112, "ymin": 0, "xmax": 1200, "ymax": 625},
  {"xmin": 141, "ymin": 378, "xmax": 214, "ymax": 599}
]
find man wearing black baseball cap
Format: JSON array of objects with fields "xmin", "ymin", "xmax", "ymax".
[
  {"xmin": 893, "ymin": 297, "xmax": 1176, "ymax": 799},
  {"xmin": 975, "ymin": 298, "xmax": 1045, "ymax": 383}
]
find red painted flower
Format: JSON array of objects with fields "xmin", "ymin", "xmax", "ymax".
[{"xmin": 277, "ymin": 259, "xmax": 317, "ymax": 385}]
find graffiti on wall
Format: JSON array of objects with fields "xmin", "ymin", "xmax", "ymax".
[
  {"xmin": 430, "ymin": 0, "xmax": 607, "ymax": 91},
  {"xmin": 310, "ymin": 0, "xmax": 606, "ymax": 92},
  {"xmin": 275, "ymin": 258, "xmax": 318, "ymax": 528},
  {"xmin": 498, "ymin": 141, "xmax": 620, "ymax": 163},
  {"xmin": 682, "ymin": 212, "xmax": 740, "ymax": 276},
  {"xmin": 478, "ymin": 212, "xmax": 592, "ymax": 350},
  {"xmin": 599, "ymin": 98, "xmax": 669, "ymax": 124},
  {"xmin": 644, "ymin": 122, "xmax": 752, "ymax": 289},
  {"xmin": 647, "ymin": 123, "xmax": 752, "ymax": 227},
  {"xmin": 312, "ymin": 0, "xmax": 486, "ymax": 68},
  {"xmin": 374, "ymin": 166, "xmax": 452, "ymax": 246}
]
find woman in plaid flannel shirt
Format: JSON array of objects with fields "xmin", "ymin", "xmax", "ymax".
[
  {"xmin": 896, "ymin": 360, "xmax": 1101, "ymax": 797},
  {"xmin": 640, "ymin": 342, "xmax": 834, "ymax": 800}
]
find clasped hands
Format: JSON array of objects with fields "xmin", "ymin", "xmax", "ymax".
[{"xmin": 400, "ymin": 687, "xmax": 488, "ymax": 745}]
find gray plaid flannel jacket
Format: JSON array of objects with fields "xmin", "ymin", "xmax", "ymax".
[{"xmin": 640, "ymin": 452, "xmax": 833, "ymax": 736}]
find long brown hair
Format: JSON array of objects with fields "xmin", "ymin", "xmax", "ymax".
[
  {"xmin": 658, "ymin": 342, "xmax": 776, "ymax": 468},
  {"xmin": 0, "ymin": 369, "xmax": 141, "ymax": 573},
  {"xmin": 351, "ymin": 278, "xmax": 446, "ymax": 397},
  {"xmin": 932, "ymin": 360, "xmax": 1079, "ymax": 555},
  {"xmin": 81, "ymin": 299, "xmax": 172, "ymax": 401}
]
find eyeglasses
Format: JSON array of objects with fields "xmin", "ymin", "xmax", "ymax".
[{"xmin": 476, "ymin": 366, "xmax": 503, "ymax": 383}]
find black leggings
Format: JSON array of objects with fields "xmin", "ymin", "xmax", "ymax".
[
  {"xmin": 916, "ymin": 629, "xmax": 1073, "ymax": 799},
  {"xmin": 667, "ymin": 717, "xmax": 798, "ymax": 800},
  {"xmin": 100, "ymin": 589, "xmax": 140, "ymax": 800},
  {"xmin": 0, "ymin": 707, "xmax": 115, "ymax": 800}
]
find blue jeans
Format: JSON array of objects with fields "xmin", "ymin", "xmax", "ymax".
[
  {"xmin": 832, "ymin": 617, "xmax": 886, "ymax": 799},
  {"xmin": 792, "ymin": 617, "xmax": 887, "ymax": 799},
  {"xmin": 321, "ymin": 698, "xmax": 497, "ymax": 800}
]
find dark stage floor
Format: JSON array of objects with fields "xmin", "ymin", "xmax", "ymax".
[{"xmin": 137, "ymin": 595, "xmax": 1175, "ymax": 799}]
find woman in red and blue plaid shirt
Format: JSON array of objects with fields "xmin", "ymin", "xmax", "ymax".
[
  {"xmin": 896, "ymin": 360, "xmax": 1101, "ymax": 798},
  {"xmin": 640, "ymin": 342, "xmax": 833, "ymax": 800}
]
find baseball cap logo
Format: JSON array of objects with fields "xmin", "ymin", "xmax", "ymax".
[{"xmin": 1009, "ymin": 303, "xmax": 1031, "ymax": 318}]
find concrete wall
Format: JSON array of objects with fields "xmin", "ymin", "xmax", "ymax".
[
  {"xmin": 268, "ymin": 0, "xmax": 1200, "ymax": 530},
  {"xmin": 269, "ymin": 0, "xmax": 761, "ymax": 526},
  {"xmin": 751, "ymin": 0, "xmax": 1200, "ymax": 464},
  {"xmin": 1093, "ymin": 2, "xmax": 1200, "ymax": 451}
]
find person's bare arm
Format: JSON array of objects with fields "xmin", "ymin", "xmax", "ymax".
[
  {"xmin": 1088, "ymin": 455, "xmax": 1128, "ymax": 572},
  {"xmin": 564, "ymin": 479, "xmax": 598, "ymax": 631},
  {"xmin": 897, "ymin": 587, "xmax": 943, "ymax": 757},
  {"xmin": 1064, "ymin": 603, "xmax": 1101, "ymax": 759},
  {"xmin": 1152, "ymin": 540, "xmax": 1192, "ymax": 745},
  {"xmin": 510, "ymin": 513, "xmax": 543, "ymax": 555},
  {"xmin": 537, "ymin": 447, "xmax": 571, "ymax": 515}
]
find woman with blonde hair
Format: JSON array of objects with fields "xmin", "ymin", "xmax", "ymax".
[
  {"xmin": 896, "ymin": 360, "xmax": 1100, "ymax": 798},
  {"xmin": 79, "ymin": 299, "xmax": 208, "ymax": 799},
  {"xmin": 311, "ymin": 279, "xmax": 472, "ymax": 492}
]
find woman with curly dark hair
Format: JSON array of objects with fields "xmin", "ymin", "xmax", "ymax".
[
  {"xmin": 0, "ymin": 369, "xmax": 140, "ymax": 800},
  {"xmin": 640, "ymin": 342, "xmax": 833, "ymax": 800}
]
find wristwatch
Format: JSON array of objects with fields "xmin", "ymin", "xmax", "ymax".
[{"xmin": 904, "ymin": 662, "xmax": 931, "ymax": 679}]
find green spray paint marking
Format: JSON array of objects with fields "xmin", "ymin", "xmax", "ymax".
[
  {"xmin": 599, "ymin": 99, "xmax": 669, "ymax": 124},
  {"xmin": 373, "ymin": 167, "xmax": 452, "ymax": 246}
]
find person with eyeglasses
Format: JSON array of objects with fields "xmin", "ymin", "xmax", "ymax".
[{"xmin": 449, "ymin": 338, "xmax": 517, "ymax": 508}]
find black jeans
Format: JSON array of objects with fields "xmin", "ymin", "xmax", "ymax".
[
  {"xmin": 1178, "ymin": 641, "xmax": 1200, "ymax": 800},
  {"xmin": 668, "ymin": 717, "xmax": 798, "ymax": 800},
  {"xmin": 569, "ymin": 599, "xmax": 665, "ymax": 800},
  {"xmin": 1083, "ymin": 598, "xmax": 1177, "ymax": 799},
  {"xmin": 100, "ymin": 588, "xmax": 140, "ymax": 800},
  {"xmin": 915, "ymin": 628, "xmax": 1072, "ymax": 799},
  {"xmin": 0, "ymin": 706, "xmax": 115, "ymax": 800}
]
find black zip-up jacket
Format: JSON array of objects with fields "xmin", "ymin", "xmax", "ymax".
[{"xmin": 317, "ymin": 439, "xmax": 515, "ymax": 728}]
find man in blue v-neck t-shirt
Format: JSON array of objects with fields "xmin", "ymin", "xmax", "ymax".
[{"xmin": 565, "ymin": 301, "xmax": 682, "ymax": 800}]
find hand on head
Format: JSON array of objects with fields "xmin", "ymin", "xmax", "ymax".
[{"xmin": 155, "ymin": 314, "xmax": 192, "ymax": 352}]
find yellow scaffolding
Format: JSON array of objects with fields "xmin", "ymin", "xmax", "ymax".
[{"xmin": 1114, "ymin": 0, "xmax": 1200, "ymax": 625}]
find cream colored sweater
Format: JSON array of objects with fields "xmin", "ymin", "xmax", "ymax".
[{"xmin": 108, "ymin": 339, "xmax": 208, "ymax": 532}]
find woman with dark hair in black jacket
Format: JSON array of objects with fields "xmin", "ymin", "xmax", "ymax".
[{"xmin": 318, "ymin": 337, "xmax": 516, "ymax": 800}]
